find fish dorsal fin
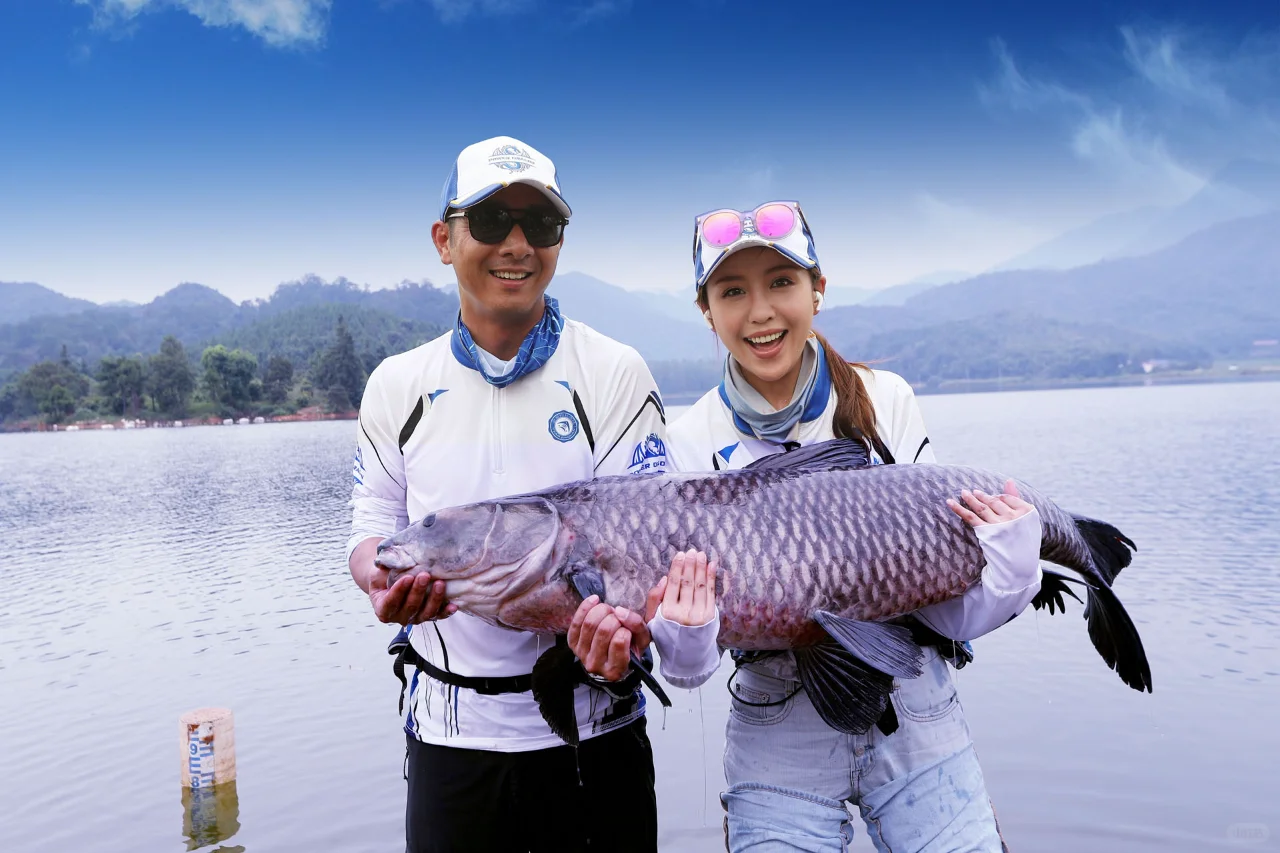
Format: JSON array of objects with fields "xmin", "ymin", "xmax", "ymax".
[{"xmin": 743, "ymin": 438, "xmax": 870, "ymax": 474}]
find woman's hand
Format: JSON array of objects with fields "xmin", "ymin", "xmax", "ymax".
[
  {"xmin": 946, "ymin": 479, "xmax": 1033, "ymax": 527},
  {"xmin": 647, "ymin": 549, "xmax": 717, "ymax": 627}
]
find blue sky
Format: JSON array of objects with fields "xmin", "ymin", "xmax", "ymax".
[{"xmin": 2, "ymin": 0, "xmax": 1278, "ymax": 303}]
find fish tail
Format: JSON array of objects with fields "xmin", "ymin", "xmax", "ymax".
[
  {"xmin": 1082, "ymin": 579, "xmax": 1153, "ymax": 693},
  {"xmin": 1072, "ymin": 514, "xmax": 1136, "ymax": 585}
]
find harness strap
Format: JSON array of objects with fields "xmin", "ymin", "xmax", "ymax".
[{"xmin": 389, "ymin": 631, "xmax": 534, "ymax": 705}]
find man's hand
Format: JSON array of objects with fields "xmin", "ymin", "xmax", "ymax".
[
  {"xmin": 369, "ymin": 568, "xmax": 456, "ymax": 625},
  {"xmin": 350, "ymin": 539, "xmax": 455, "ymax": 625},
  {"xmin": 567, "ymin": 596, "xmax": 652, "ymax": 682},
  {"xmin": 649, "ymin": 549, "xmax": 717, "ymax": 627}
]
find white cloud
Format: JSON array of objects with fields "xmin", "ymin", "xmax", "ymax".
[
  {"xmin": 425, "ymin": 0, "xmax": 532, "ymax": 24},
  {"xmin": 76, "ymin": 0, "xmax": 331, "ymax": 48},
  {"xmin": 570, "ymin": 0, "xmax": 632, "ymax": 26},
  {"xmin": 983, "ymin": 27, "xmax": 1280, "ymax": 197},
  {"xmin": 1120, "ymin": 27, "xmax": 1233, "ymax": 113},
  {"xmin": 981, "ymin": 35, "xmax": 1207, "ymax": 202}
]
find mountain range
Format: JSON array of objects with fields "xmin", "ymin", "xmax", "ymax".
[
  {"xmin": 996, "ymin": 159, "xmax": 1280, "ymax": 273},
  {"xmin": 2, "ymin": 203, "xmax": 1277, "ymax": 390}
]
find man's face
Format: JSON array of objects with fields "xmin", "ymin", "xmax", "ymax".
[{"xmin": 432, "ymin": 184, "xmax": 564, "ymax": 323}]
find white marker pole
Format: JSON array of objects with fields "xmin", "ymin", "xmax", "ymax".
[
  {"xmin": 180, "ymin": 707, "xmax": 236, "ymax": 788},
  {"xmin": 180, "ymin": 708, "xmax": 240, "ymax": 847}
]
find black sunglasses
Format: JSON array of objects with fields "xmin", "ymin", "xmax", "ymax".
[{"xmin": 447, "ymin": 204, "xmax": 567, "ymax": 248}]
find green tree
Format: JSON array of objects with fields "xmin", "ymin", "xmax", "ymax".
[
  {"xmin": 0, "ymin": 383, "xmax": 21, "ymax": 422},
  {"xmin": 97, "ymin": 355, "xmax": 147, "ymax": 416},
  {"xmin": 16, "ymin": 359, "xmax": 90, "ymax": 424},
  {"xmin": 263, "ymin": 355, "xmax": 295, "ymax": 405},
  {"xmin": 312, "ymin": 315, "xmax": 367, "ymax": 409},
  {"xmin": 201, "ymin": 345, "xmax": 259, "ymax": 413},
  {"xmin": 324, "ymin": 384, "xmax": 352, "ymax": 414},
  {"xmin": 148, "ymin": 336, "xmax": 196, "ymax": 417}
]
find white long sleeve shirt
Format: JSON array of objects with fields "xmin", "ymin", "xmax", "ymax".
[
  {"xmin": 652, "ymin": 366, "xmax": 1043, "ymax": 689},
  {"xmin": 347, "ymin": 320, "xmax": 669, "ymax": 751}
]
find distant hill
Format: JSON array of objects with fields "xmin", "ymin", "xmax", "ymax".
[
  {"xmin": 546, "ymin": 272, "xmax": 720, "ymax": 363},
  {"xmin": 894, "ymin": 211, "xmax": 1280, "ymax": 355},
  {"xmin": 822, "ymin": 311, "xmax": 1208, "ymax": 387},
  {"xmin": 0, "ymin": 278, "xmax": 459, "ymax": 380},
  {"xmin": 5, "ymin": 208, "xmax": 1275, "ymax": 392},
  {"xmin": 217, "ymin": 303, "xmax": 445, "ymax": 369},
  {"xmin": 998, "ymin": 159, "xmax": 1280, "ymax": 271},
  {"xmin": 1, "ymin": 282, "xmax": 97, "ymax": 324}
]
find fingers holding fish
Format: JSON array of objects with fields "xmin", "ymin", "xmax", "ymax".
[
  {"xmin": 567, "ymin": 595, "xmax": 600, "ymax": 653},
  {"xmin": 999, "ymin": 478, "xmax": 1034, "ymax": 514},
  {"xmin": 585, "ymin": 609, "xmax": 630, "ymax": 681},
  {"xmin": 644, "ymin": 577, "xmax": 667, "ymax": 623},
  {"xmin": 411, "ymin": 579, "xmax": 456, "ymax": 624},
  {"xmin": 696, "ymin": 560, "xmax": 718, "ymax": 625},
  {"xmin": 612, "ymin": 606, "xmax": 652, "ymax": 655},
  {"xmin": 370, "ymin": 571, "xmax": 430, "ymax": 625}
]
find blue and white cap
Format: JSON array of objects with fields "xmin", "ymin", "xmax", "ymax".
[
  {"xmin": 439, "ymin": 136, "xmax": 571, "ymax": 221},
  {"xmin": 693, "ymin": 201, "xmax": 820, "ymax": 291}
]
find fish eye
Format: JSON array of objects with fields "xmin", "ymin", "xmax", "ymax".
[{"xmin": 422, "ymin": 514, "xmax": 436, "ymax": 528}]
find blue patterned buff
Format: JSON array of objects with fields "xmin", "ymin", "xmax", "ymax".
[{"xmin": 450, "ymin": 294, "xmax": 565, "ymax": 387}]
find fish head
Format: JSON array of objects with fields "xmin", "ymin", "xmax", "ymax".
[{"xmin": 374, "ymin": 497, "xmax": 565, "ymax": 626}]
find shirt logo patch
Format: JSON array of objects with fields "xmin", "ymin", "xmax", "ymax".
[
  {"xmin": 628, "ymin": 433, "xmax": 668, "ymax": 474},
  {"xmin": 352, "ymin": 446, "xmax": 365, "ymax": 484},
  {"xmin": 548, "ymin": 410, "xmax": 580, "ymax": 443}
]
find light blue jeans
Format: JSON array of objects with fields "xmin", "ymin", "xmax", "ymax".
[{"xmin": 722, "ymin": 647, "xmax": 1008, "ymax": 853}]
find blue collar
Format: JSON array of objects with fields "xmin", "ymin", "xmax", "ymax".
[
  {"xmin": 450, "ymin": 295, "xmax": 564, "ymax": 388},
  {"xmin": 718, "ymin": 342, "xmax": 831, "ymax": 442}
]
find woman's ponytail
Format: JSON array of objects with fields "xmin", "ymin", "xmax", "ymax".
[{"xmin": 812, "ymin": 330, "xmax": 892, "ymax": 462}]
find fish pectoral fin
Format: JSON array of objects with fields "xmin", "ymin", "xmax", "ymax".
[
  {"xmin": 742, "ymin": 438, "xmax": 870, "ymax": 474},
  {"xmin": 794, "ymin": 640, "xmax": 895, "ymax": 735},
  {"xmin": 531, "ymin": 640, "xmax": 582, "ymax": 747},
  {"xmin": 1031, "ymin": 569, "xmax": 1086, "ymax": 616},
  {"xmin": 813, "ymin": 611, "xmax": 924, "ymax": 679},
  {"xmin": 566, "ymin": 563, "xmax": 606, "ymax": 602}
]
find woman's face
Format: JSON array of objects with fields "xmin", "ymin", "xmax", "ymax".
[{"xmin": 703, "ymin": 247, "xmax": 825, "ymax": 405}]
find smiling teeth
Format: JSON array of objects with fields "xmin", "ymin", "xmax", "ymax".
[
  {"xmin": 493, "ymin": 271, "xmax": 530, "ymax": 280},
  {"xmin": 747, "ymin": 332, "xmax": 784, "ymax": 345}
]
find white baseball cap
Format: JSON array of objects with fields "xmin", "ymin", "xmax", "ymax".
[
  {"xmin": 693, "ymin": 201, "xmax": 820, "ymax": 291},
  {"xmin": 438, "ymin": 136, "xmax": 571, "ymax": 221}
]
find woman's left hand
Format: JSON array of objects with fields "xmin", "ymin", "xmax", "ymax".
[{"xmin": 946, "ymin": 479, "xmax": 1033, "ymax": 527}]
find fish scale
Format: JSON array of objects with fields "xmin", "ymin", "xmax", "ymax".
[
  {"xmin": 376, "ymin": 440, "xmax": 1152, "ymax": 715},
  {"xmin": 544, "ymin": 463, "xmax": 1050, "ymax": 649}
]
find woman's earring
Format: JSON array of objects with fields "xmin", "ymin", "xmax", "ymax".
[
  {"xmin": 703, "ymin": 311, "xmax": 715, "ymax": 330},
  {"xmin": 813, "ymin": 292, "xmax": 824, "ymax": 313}
]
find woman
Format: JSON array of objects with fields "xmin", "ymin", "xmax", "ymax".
[{"xmin": 649, "ymin": 201, "xmax": 1045, "ymax": 853}]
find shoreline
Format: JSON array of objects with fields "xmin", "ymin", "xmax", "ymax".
[
  {"xmin": 5, "ymin": 370, "xmax": 1279, "ymax": 432},
  {"xmin": 1, "ymin": 405, "xmax": 358, "ymax": 434}
]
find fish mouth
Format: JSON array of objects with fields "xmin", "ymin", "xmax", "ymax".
[{"xmin": 374, "ymin": 543, "xmax": 413, "ymax": 572}]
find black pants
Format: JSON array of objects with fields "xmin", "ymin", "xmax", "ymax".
[{"xmin": 405, "ymin": 718, "xmax": 657, "ymax": 853}]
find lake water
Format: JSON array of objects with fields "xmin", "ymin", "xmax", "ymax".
[{"xmin": 1, "ymin": 381, "xmax": 1278, "ymax": 853}]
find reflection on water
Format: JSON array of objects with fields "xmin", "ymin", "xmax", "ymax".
[
  {"xmin": 183, "ymin": 781, "xmax": 240, "ymax": 850},
  {"xmin": 0, "ymin": 382, "xmax": 1278, "ymax": 852}
]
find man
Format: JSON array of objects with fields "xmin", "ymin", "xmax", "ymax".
[{"xmin": 346, "ymin": 136, "xmax": 668, "ymax": 852}]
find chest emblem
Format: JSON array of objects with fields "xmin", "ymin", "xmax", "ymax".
[{"xmin": 548, "ymin": 410, "xmax": 580, "ymax": 443}]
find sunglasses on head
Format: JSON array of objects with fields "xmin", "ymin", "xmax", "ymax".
[
  {"xmin": 697, "ymin": 202, "xmax": 800, "ymax": 247},
  {"xmin": 446, "ymin": 204, "xmax": 567, "ymax": 248}
]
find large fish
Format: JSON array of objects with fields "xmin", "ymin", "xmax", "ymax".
[{"xmin": 375, "ymin": 440, "xmax": 1151, "ymax": 744}]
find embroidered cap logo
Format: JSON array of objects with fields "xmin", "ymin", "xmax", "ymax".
[{"xmin": 488, "ymin": 145, "xmax": 536, "ymax": 174}]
